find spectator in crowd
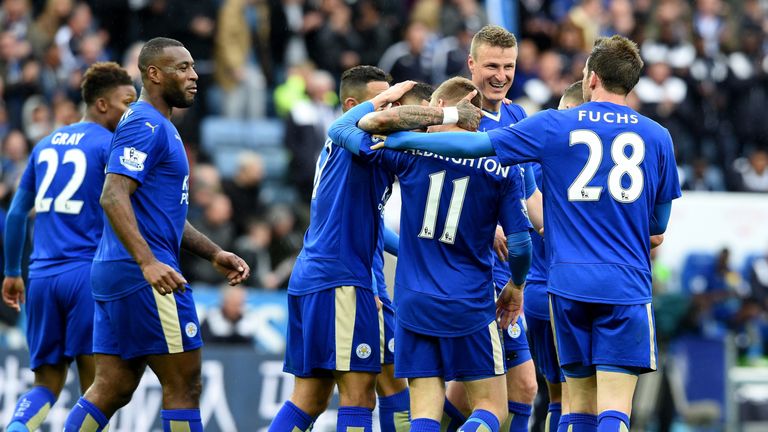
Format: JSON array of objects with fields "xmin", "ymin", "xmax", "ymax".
[
  {"xmin": 0, "ymin": 0, "xmax": 31, "ymax": 40},
  {"xmin": 235, "ymin": 218, "xmax": 273, "ymax": 288},
  {"xmin": 27, "ymin": 0, "xmax": 73, "ymax": 58},
  {"xmin": 223, "ymin": 151, "xmax": 266, "ymax": 235},
  {"xmin": 284, "ymin": 69, "xmax": 336, "ymax": 202},
  {"xmin": 749, "ymin": 245, "xmax": 768, "ymax": 310},
  {"xmin": 305, "ymin": 0, "xmax": 363, "ymax": 77},
  {"xmin": 732, "ymin": 148, "xmax": 768, "ymax": 193},
  {"xmin": 681, "ymin": 157, "xmax": 726, "ymax": 191},
  {"xmin": 263, "ymin": 205, "xmax": 301, "ymax": 290},
  {"xmin": 379, "ymin": 20, "xmax": 433, "ymax": 83},
  {"xmin": 354, "ymin": 0, "xmax": 394, "ymax": 68},
  {"xmin": 0, "ymin": 129, "xmax": 28, "ymax": 203},
  {"xmin": 184, "ymin": 192, "xmax": 237, "ymax": 284},
  {"xmin": 214, "ymin": 0, "xmax": 267, "ymax": 118},
  {"xmin": 200, "ymin": 285, "xmax": 253, "ymax": 345}
]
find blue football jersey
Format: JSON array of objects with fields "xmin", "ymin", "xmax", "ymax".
[
  {"xmin": 93, "ymin": 101, "xmax": 190, "ymax": 300},
  {"xmin": 17, "ymin": 122, "xmax": 112, "ymax": 277},
  {"xmin": 479, "ymin": 103, "xmax": 530, "ymax": 289},
  {"xmin": 288, "ymin": 137, "xmax": 394, "ymax": 296},
  {"xmin": 357, "ymin": 138, "xmax": 531, "ymax": 337},
  {"xmin": 487, "ymin": 101, "xmax": 682, "ymax": 304},
  {"xmin": 373, "ymin": 216, "xmax": 392, "ymax": 302}
]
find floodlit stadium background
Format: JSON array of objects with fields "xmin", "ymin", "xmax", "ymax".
[{"xmin": 0, "ymin": 0, "xmax": 767, "ymax": 430}]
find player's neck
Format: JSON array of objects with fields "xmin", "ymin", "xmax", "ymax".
[
  {"xmin": 589, "ymin": 87, "xmax": 628, "ymax": 106},
  {"xmin": 482, "ymin": 99, "xmax": 502, "ymax": 113},
  {"xmin": 82, "ymin": 112, "xmax": 108, "ymax": 130},
  {"xmin": 139, "ymin": 90, "xmax": 172, "ymax": 119}
]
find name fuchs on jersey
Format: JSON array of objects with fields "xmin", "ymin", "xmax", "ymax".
[{"xmin": 401, "ymin": 149, "xmax": 512, "ymax": 178}]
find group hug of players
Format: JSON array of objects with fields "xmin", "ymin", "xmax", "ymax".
[
  {"xmin": 270, "ymin": 24, "xmax": 680, "ymax": 432},
  {"xmin": 0, "ymin": 25, "xmax": 679, "ymax": 432}
]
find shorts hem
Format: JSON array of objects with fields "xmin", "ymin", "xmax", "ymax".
[
  {"xmin": 93, "ymin": 342, "xmax": 203, "ymax": 360},
  {"xmin": 506, "ymin": 352, "xmax": 533, "ymax": 369}
]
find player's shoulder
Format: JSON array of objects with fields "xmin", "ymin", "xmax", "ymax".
[
  {"xmin": 117, "ymin": 101, "xmax": 165, "ymax": 130},
  {"xmin": 502, "ymin": 102, "xmax": 528, "ymax": 120}
]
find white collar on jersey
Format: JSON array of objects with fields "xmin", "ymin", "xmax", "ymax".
[{"xmin": 482, "ymin": 109, "xmax": 501, "ymax": 122}]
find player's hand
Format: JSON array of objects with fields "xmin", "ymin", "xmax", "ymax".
[
  {"xmin": 370, "ymin": 81, "xmax": 417, "ymax": 109},
  {"xmin": 456, "ymin": 91, "xmax": 482, "ymax": 131},
  {"xmin": 496, "ymin": 280, "xmax": 524, "ymax": 329},
  {"xmin": 494, "ymin": 226, "xmax": 508, "ymax": 262},
  {"xmin": 375, "ymin": 295, "xmax": 383, "ymax": 311},
  {"xmin": 2, "ymin": 276, "xmax": 25, "ymax": 312},
  {"xmin": 212, "ymin": 250, "xmax": 251, "ymax": 286},
  {"xmin": 650, "ymin": 234, "xmax": 664, "ymax": 249},
  {"xmin": 141, "ymin": 260, "xmax": 188, "ymax": 295}
]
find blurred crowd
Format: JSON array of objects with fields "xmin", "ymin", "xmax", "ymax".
[{"xmin": 1, "ymin": 0, "xmax": 768, "ymax": 289}]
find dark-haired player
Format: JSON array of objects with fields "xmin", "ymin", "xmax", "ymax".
[
  {"xmin": 63, "ymin": 37, "xmax": 249, "ymax": 432},
  {"xmin": 2, "ymin": 62, "xmax": 136, "ymax": 432}
]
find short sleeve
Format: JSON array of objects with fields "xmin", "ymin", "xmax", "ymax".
[
  {"xmin": 487, "ymin": 110, "xmax": 552, "ymax": 167},
  {"xmin": 106, "ymin": 115, "xmax": 167, "ymax": 184},
  {"xmin": 17, "ymin": 153, "xmax": 36, "ymax": 192},
  {"xmin": 499, "ymin": 166, "xmax": 533, "ymax": 235},
  {"xmin": 655, "ymin": 129, "xmax": 682, "ymax": 203}
]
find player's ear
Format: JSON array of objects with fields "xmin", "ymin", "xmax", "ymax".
[
  {"xmin": 146, "ymin": 64, "xmax": 162, "ymax": 85},
  {"xmin": 437, "ymin": 99, "xmax": 446, "ymax": 108},
  {"xmin": 589, "ymin": 71, "xmax": 598, "ymax": 90},
  {"xmin": 343, "ymin": 97, "xmax": 358, "ymax": 111},
  {"xmin": 391, "ymin": 101, "xmax": 402, "ymax": 107},
  {"xmin": 467, "ymin": 54, "xmax": 475, "ymax": 72},
  {"xmin": 95, "ymin": 97, "xmax": 108, "ymax": 114}
]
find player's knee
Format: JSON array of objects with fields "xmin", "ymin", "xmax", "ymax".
[
  {"xmin": 507, "ymin": 373, "xmax": 538, "ymax": 404},
  {"xmin": 292, "ymin": 396, "xmax": 331, "ymax": 417},
  {"xmin": 339, "ymin": 386, "xmax": 377, "ymax": 409}
]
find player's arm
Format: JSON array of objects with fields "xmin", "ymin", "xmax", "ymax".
[
  {"xmin": 649, "ymin": 201, "xmax": 672, "ymax": 235},
  {"xmin": 384, "ymin": 227, "xmax": 399, "ymax": 256},
  {"xmin": 2, "ymin": 188, "xmax": 34, "ymax": 311},
  {"xmin": 496, "ymin": 231, "xmax": 532, "ymax": 329},
  {"xmin": 101, "ymin": 173, "xmax": 187, "ymax": 295},
  {"xmin": 380, "ymin": 130, "xmax": 495, "ymax": 158},
  {"xmin": 358, "ymin": 99, "xmax": 481, "ymax": 134},
  {"xmin": 521, "ymin": 164, "xmax": 544, "ymax": 235},
  {"xmin": 182, "ymin": 221, "xmax": 250, "ymax": 285}
]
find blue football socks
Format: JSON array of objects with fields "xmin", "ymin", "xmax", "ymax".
[
  {"xmin": 7, "ymin": 386, "xmax": 56, "ymax": 432},
  {"xmin": 378, "ymin": 388, "xmax": 410, "ymax": 432},
  {"xmin": 161, "ymin": 409, "xmax": 202, "ymax": 432},
  {"xmin": 63, "ymin": 397, "xmax": 109, "ymax": 432},
  {"xmin": 268, "ymin": 401, "xmax": 314, "ymax": 432}
]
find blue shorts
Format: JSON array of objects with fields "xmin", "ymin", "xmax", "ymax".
[
  {"xmin": 502, "ymin": 316, "xmax": 532, "ymax": 369},
  {"xmin": 284, "ymin": 286, "xmax": 382, "ymax": 377},
  {"xmin": 26, "ymin": 264, "xmax": 94, "ymax": 370},
  {"xmin": 526, "ymin": 313, "xmax": 564, "ymax": 383},
  {"xmin": 93, "ymin": 286, "xmax": 203, "ymax": 359},
  {"xmin": 549, "ymin": 294, "xmax": 658, "ymax": 373},
  {"xmin": 395, "ymin": 320, "xmax": 506, "ymax": 382},
  {"xmin": 381, "ymin": 296, "xmax": 395, "ymax": 365}
]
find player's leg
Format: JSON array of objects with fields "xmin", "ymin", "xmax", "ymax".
[
  {"xmin": 147, "ymin": 349, "xmax": 204, "ymax": 431},
  {"xmin": 376, "ymin": 298, "xmax": 410, "ymax": 432},
  {"xmin": 9, "ymin": 275, "xmax": 63, "ymax": 432},
  {"xmin": 333, "ymin": 286, "xmax": 383, "ymax": 431},
  {"xmin": 502, "ymin": 358, "xmax": 537, "ymax": 432},
  {"xmin": 558, "ymin": 383, "xmax": 570, "ymax": 432},
  {"xmin": 75, "ymin": 355, "xmax": 96, "ymax": 394},
  {"xmin": 462, "ymin": 375, "xmax": 508, "ymax": 432},
  {"xmin": 409, "ymin": 377, "xmax": 446, "ymax": 431},
  {"xmin": 595, "ymin": 370, "xmax": 637, "ymax": 432},
  {"xmin": 451, "ymin": 321, "xmax": 508, "ymax": 432},
  {"xmin": 527, "ymin": 310, "xmax": 567, "ymax": 432},
  {"xmin": 592, "ymin": 302, "xmax": 658, "ymax": 432},
  {"xmin": 272, "ymin": 291, "xmax": 336, "ymax": 431},
  {"xmin": 549, "ymin": 294, "xmax": 598, "ymax": 432},
  {"xmin": 443, "ymin": 381, "xmax": 470, "ymax": 431},
  {"xmin": 64, "ymin": 354, "xmax": 146, "ymax": 431},
  {"xmin": 376, "ymin": 364, "xmax": 410, "ymax": 432}
]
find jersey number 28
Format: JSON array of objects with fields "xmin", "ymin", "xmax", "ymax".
[{"xmin": 567, "ymin": 130, "xmax": 645, "ymax": 203}]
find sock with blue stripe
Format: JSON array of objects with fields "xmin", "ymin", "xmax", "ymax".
[
  {"xmin": 569, "ymin": 413, "xmax": 598, "ymax": 432},
  {"xmin": 557, "ymin": 414, "xmax": 571, "ymax": 432},
  {"xmin": 545, "ymin": 403, "xmax": 562, "ymax": 432},
  {"xmin": 597, "ymin": 410, "xmax": 630, "ymax": 432},
  {"xmin": 7, "ymin": 386, "xmax": 57, "ymax": 432},
  {"xmin": 337, "ymin": 406, "xmax": 373, "ymax": 432},
  {"xmin": 502, "ymin": 401, "xmax": 532, "ymax": 432},
  {"xmin": 378, "ymin": 388, "xmax": 410, "ymax": 432},
  {"xmin": 268, "ymin": 401, "xmax": 314, "ymax": 432},
  {"xmin": 460, "ymin": 409, "xmax": 500, "ymax": 432},
  {"xmin": 442, "ymin": 398, "xmax": 467, "ymax": 432},
  {"xmin": 63, "ymin": 397, "xmax": 109, "ymax": 432},
  {"xmin": 161, "ymin": 409, "xmax": 202, "ymax": 432},
  {"xmin": 411, "ymin": 418, "xmax": 441, "ymax": 432}
]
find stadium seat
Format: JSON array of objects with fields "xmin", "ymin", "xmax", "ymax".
[
  {"xmin": 201, "ymin": 117, "xmax": 285, "ymax": 154},
  {"xmin": 681, "ymin": 253, "xmax": 716, "ymax": 295}
]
